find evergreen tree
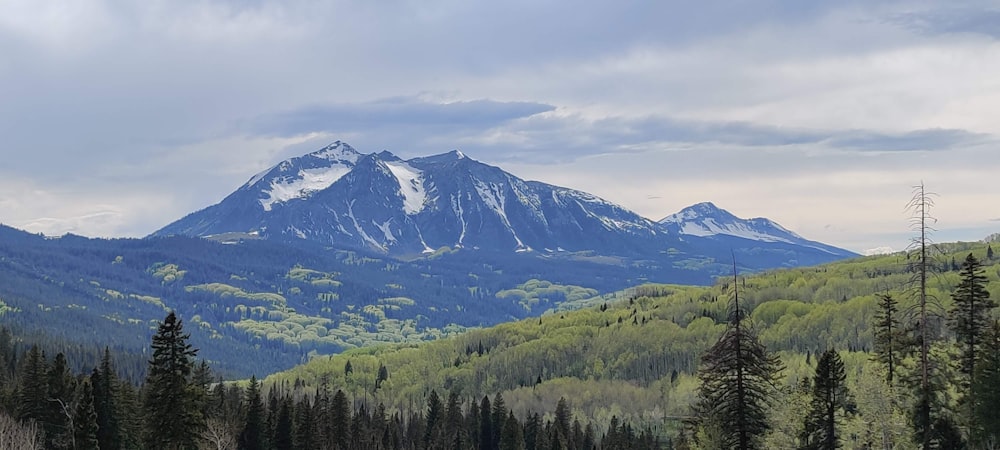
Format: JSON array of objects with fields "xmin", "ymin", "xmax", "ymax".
[
  {"xmin": 444, "ymin": 390, "xmax": 464, "ymax": 447},
  {"xmin": 115, "ymin": 379, "xmax": 143, "ymax": 450},
  {"xmin": 553, "ymin": 397, "xmax": 571, "ymax": 449},
  {"xmin": 142, "ymin": 311, "xmax": 203, "ymax": 450},
  {"xmin": 73, "ymin": 378, "xmax": 100, "ymax": 450},
  {"xmin": 692, "ymin": 269, "xmax": 781, "ymax": 450},
  {"xmin": 424, "ymin": 389, "xmax": 445, "ymax": 449},
  {"xmin": 872, "ymin": 293, "xmax": 905, "ymax": 386},
  {"xmin": 239, "ymin": 376, "xmax": 265, "ymax": 450},
  {"xmin": 274, "ymin": 396, "xmax": 294, "ymax": 450},
  {"xmin": 16, "ymin": 345, "xmax": 48, "ymax": 424},
  {"xmin": 947, "ymin": 253, "xmax": 996, "ymax": 441},
  {"xmin": 800, "ymin": 349, "xmax": 849, "ymax": 450},
  {"xmin": 330, "ymin": 389, "xmax": 351, "ymax": 449},
  {"xmin": 491, "ymin": 392, "xmax": 507, "ymax": 450},
  {"xmin": 93, "ymin": 348, "xmax": 121, "ymax": 450},
  {"xmin": 45, "ymin": 352, "xmax": 74, "ymax": 449},
  {"xmin": 480, "ymin": 396, "xmax": 495, "ymax": 450},
  {"xmin": 974, "ymin": 321, "xmax": 1000, "ymax": 446},
  {"xmin": 293, "ymin": 396, "xmax": 315, "ymax": 450},
  {"xmin": 499, "ymin": 411, "xmax": 524, "ymax": 450}
]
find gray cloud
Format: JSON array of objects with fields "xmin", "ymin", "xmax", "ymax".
[
  {"xmin": 247, "ymin": 97, "xmax": 556, "ymax": 138},
  {"xmin": 888, "ymin": 7, "xmax": 1000, "ymax": 39}
]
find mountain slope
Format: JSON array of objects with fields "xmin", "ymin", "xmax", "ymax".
[
  {"xmin": 154, "ymin": 141, "xmax": 856, "ymax": 280},
  {"xmin": 154, "ymin": 142, "xmax": 666, "ymax": 257},
  {"xmin": 261, "ymin": 241, "xmax": 999, "ymax": 428},
  {"xmin": 659, "ymin": 202, "xmax": 854, "ymax": 257}
]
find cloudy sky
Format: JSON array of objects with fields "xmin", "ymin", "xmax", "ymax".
[{"xmin": 2, "ymin": 0, "xmax": 998, "ymax": 254}]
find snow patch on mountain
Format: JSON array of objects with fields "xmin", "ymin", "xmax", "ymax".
[
  {"xmin": 260, "ymin": 166, "xmax": 354, "ymax": 211},
  {"xmin": 385, "ymin": 161, "xmax": 427, "ymax": 214}
]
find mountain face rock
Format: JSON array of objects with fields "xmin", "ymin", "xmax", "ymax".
[
  {"xmin": 154, "ymin": 141, "xmax": 856, "ymax": 267},
  {"xmin": 154, "ymin": 141, "xmax": 664, "ymax": 256}
]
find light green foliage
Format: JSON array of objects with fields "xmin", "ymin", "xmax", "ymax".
[
  {"xmin": 148, "ymin": 263, "xmax": 186, "ymax": 284},
  {"xmin": 496, "ymin": 279, "xmax": 600, "ymax": 312},
  {"xmin": 259, "ymin": 241, "xmax": 1000, "ymax": 440},
  {"xmin": 185, "ymin": 283, "xmax": 287, "ymax": 305}
]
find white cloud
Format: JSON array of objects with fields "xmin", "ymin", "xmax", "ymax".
[{"xmin": 1, "ymin": 0, "xmax": 998, "ymax": 251}]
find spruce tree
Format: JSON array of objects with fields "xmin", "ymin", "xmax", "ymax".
[
  {"xmin": 499, "ymin": 411, "xmax": 524, "ymax": 450},
  {"xmin": 330, "ymin": 389, "xmax": 351, "ymax": 449},
  {"xmin": 93, "ymin": 348, "xmax": 121, "ymax": 450},
  {"xmin": 974, "ymin": 321, "xmax": 1000, "ymax": 446},
  {"xmin": 239, "ymin": 376, "xmax": 265, "ymax": 450},
  {"xmin": 692, "ymin": 266, "xmax": 781, "ymax": 450},
  {"xmin": 424, "ymin": 389, "xmax": 445, "ymax": 449},
  {"xmin": 142, "ymin": 311, "xmax": 203, "ymax": 450},
  {"xmin": 480, "ymin": 396, "xmax": 494, "ymax": 450},
  {"xmin": 872, "ymin": 293, "xmax": 905, "ymax": 386},
  {"xmin": 800, "ymin": 349, "xmax": 849, "ymax": 450},
  {"xmin": 948, "ymin": 253, "xmax": 995, "ymax": 444},
  {"xmin": 16, "ymin": 345, "xmax": 48, "ymax": 424},
  {"xmin": 73, "ymin": 379, "xmax": 100, "ymax": 450}
]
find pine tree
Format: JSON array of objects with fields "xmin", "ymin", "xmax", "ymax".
[
  {"xmin": 553, "ymin": 397, "xmax": 571, "ymax": 449},
  {"xmin": 872, "ymin": 293, "xmax": 905, "ymax": 386},
  {"xmin": 691, "ymin": 266, "xmax": 782, "ymax": 450},
  {"xmin": 800, "ymin": 349, "xmax": 849, "ymax": 450},
  {"xmin": 273, "ymin": 396, "xmax": 294, "ymax": 450},
  {"xmin": 239, "ymin": 376, "xmax": 265, "ymax": 450},
  {"xmin": 480, "ymin": 396, "xmax": 495, "ymax": 450},
  {"xmin": 93, "ymin": 348, "xmax": 121, "ymax": 450},
  {"xmin": 45, "ymin": 352, "xmax": 74, "ymax": 449},
  {"xmin": 499, "ymin": 411, "xmax": 524, "ymax": 450},
  {"xmin": 73, "ymin": 379, "xmax": 100, "ymax": 450},
  {"xmin": 948, "ymin": 254, "xmax": 995, "ymax": 445},
  {"xmin": 974, "ymin": 321, "xmax": 1000, "ymax": 446},
  {"xmin": 142, "ymin": 311, "xmax": 203, "ymax": 450},
  {"xmin": 16, "ymin": 346, "xmax": 48, "ymax": 424},
  {"xmin": 330, "ymin": 389, "xmax": 351, "ymax": 449},
  {"xmin": 491, "ymin": 392, "xmax": 506, "ymax": 450},
  {"xmin": 424, "ymin": 389, "xmax": 445, "ymax": 449}
]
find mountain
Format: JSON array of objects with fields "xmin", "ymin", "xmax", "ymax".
[
  {"xmin": 154, "ymin": 141, "xmax": 855, "ymax": 267},
  {"xmin": 659, "ymin": 202, "xmax": 854, "ymax": 257},
  {"xmin": 155, "ymin": 141, "xmax": 662, "ymax": 257}
]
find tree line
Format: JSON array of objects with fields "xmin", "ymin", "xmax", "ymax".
[
  {"xmin": 0, "ymin": 311, "xmax": 660, "ymax": 449},
  {"xmin": 680, "ymin": 249, "xmax": 999, "ymax": 449}
]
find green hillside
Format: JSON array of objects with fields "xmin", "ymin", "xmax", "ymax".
[{"xmin": 260, "ymin": 241, "xmax": 1000, "ymax": 440}]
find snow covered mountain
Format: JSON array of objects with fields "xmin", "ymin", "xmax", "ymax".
[
  {"xmin": 658, "ymin": 202, "xmax": 855, "ymax": 257},
  {"xmin": 153, "ymin": 141, "xmax": 856, "ymax": 271},
  {"xmin": 154, "ymin": 141, "xmax": 664, "ymax": 256}
]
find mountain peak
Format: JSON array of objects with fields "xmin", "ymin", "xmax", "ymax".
[
  {"xmin": 660, "ymin": 202, "xmax": 802, "ymax": 243},
  {"xmin": 309, "ymin": 141, "xmax": 360, "ymax": 161}
]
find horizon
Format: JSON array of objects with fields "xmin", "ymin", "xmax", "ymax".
[{"xmin": 2, "ymin": 1, "xmax": 999, "ymax": 253}]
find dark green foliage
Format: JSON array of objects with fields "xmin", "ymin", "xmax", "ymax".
[
  {"xmin": 973, "ymin": 321, "xmax": 1000, "ymax": 446},
  {"xmin": 480, "ymin": 395, "xmax": 495, "ymax": 450},
  {"xmin": 239, "ymin": 376, "xmax": 265, "ymax": 450},
  {"xmin": 500, "ymin": 411, "xmax": 524, "ymax": 450},
  {"xmin": 93, "ymin": 348, "xmax": 122, "ymax": 450},
  {"xmin": 274, "ymin": 396, "xmax": 294, "ymax": 450},
  {"xmin": 142, "ymin": 311, "xmax": 204, "ymax": 450},
  {"xmin": 16, "ymin": 345, "xmax": 47, "ymax": 423},
  {"xmin": 73, "ymin": 379, "xmax": 100, "ymax": 450},
  {"xmin": 424, "ymin": 389, "xmax": 444, "ymax": 449},
  {"xmin": 947, "ymin": 254, "xmax": 995, "ymax": 444},
  {"xmin": 872, "ymin": 293, "xmax": 905, "ymax": 386},
  {"xmin": 331, "ymin": 389, "xmax": 351, "ymax": 449},
  {"xmin": 692, "ymin": 280, "xmax": 782, "ymax": 450},
  {"xmin": 800, "ymin": 349, "xmax": 849, "ymax": 450}
]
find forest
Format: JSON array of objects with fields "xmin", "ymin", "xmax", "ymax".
[{"xmin": 1, "ymin": 197, "xmax": 999, "ymax": 449}]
